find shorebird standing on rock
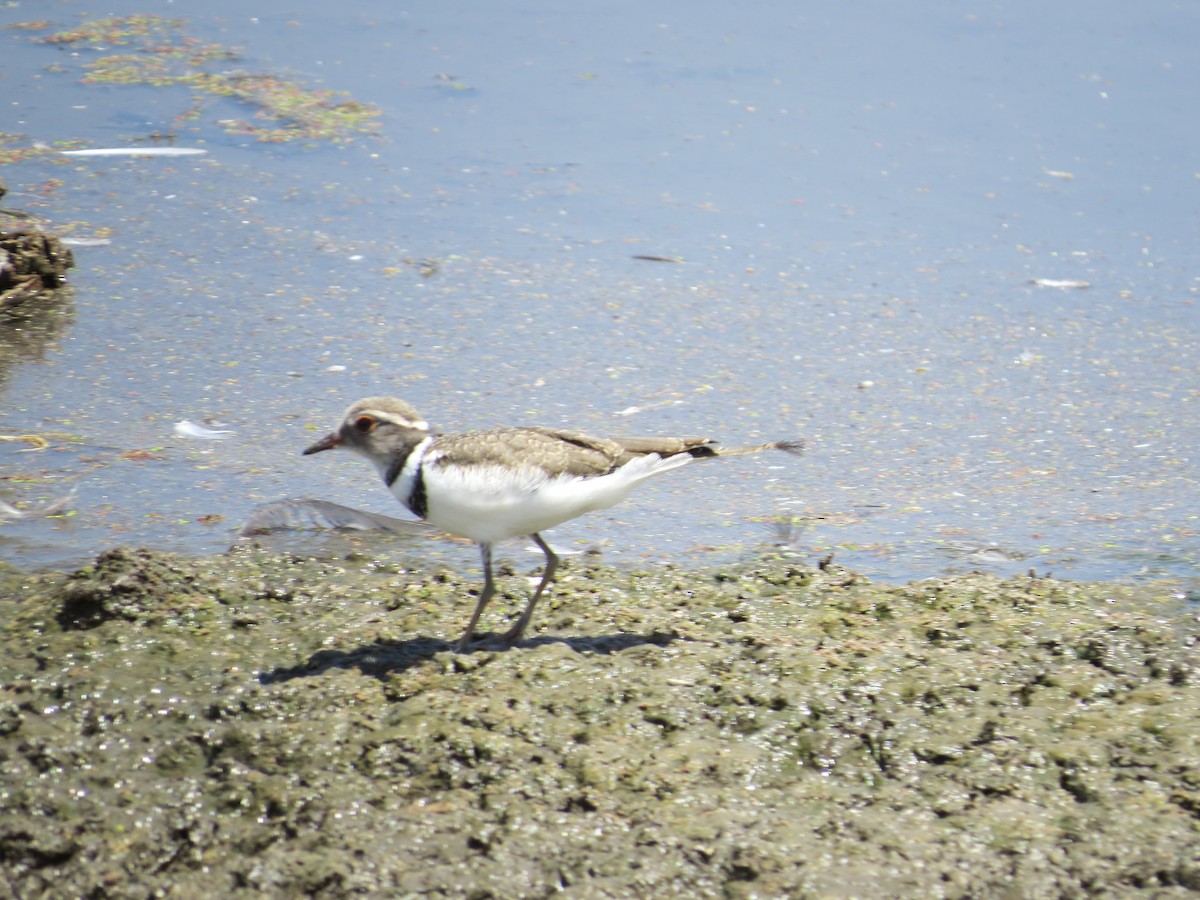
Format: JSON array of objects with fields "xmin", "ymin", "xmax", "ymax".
[{"xmin": 304, "ymin": 397, "xmax": 804, "ymax": 651}]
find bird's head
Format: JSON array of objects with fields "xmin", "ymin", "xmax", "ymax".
[{"xmin": 303, "ymin": 397, "xmax": 431, "ymax": 464}]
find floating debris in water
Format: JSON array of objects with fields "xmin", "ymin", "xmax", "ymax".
[
  {"xmin": 23, "ymin": 15, "xmax": 381, "ymax": 145},
  {"xmin": 59, "ymin": 237, "xmax": 113, "ymax": 247},
  {"xmin": 240, "ymin": 497, "xmax": 431, "ymax": 537},
  {"xmin": 936, "ymin": 541, "xmax": 1028, "ymax": 564},
  {"xmin": 0, "ymin": 433, "xmax": 50, "ymax": 450},
  {"xmin": 1030, "ymin": 278, "xmax": 1090, "ymax": 289},
  {"xmin": 0, "ymin": 490, "xmax": 76, "ymax": 522},
  {"xmin": 173, "ymin": 420, "xmax": 235, "ymax": 440},
  {"xmin": 60, "ymin": 147, "xmax": 207, "ymax": 158}
]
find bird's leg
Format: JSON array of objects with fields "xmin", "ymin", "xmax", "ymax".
[
  {"xmin": 456, "ymin": 543, "xmax": 496, "ymax": 652},
  {"xmin": 501, "ymin": 533, "xmax": 559, "ymax": 644}
]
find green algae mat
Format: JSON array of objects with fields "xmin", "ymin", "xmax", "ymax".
[{"xmin": 1, "ymin": 547, "xmax": 1198, "ymax": 896}]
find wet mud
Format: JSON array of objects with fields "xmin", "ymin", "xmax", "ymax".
[{"xmin": 1, "ymin": 546, "xmax": 1198, "ymax": 897}]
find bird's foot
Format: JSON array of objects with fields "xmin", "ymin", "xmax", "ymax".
[
  {"xmin": 454, "ymin": 629, "xmax": 524, "ymax": 653},
  {"xmin": 499, "ymin": 620, "xmax": 530, "ymax": 646}
]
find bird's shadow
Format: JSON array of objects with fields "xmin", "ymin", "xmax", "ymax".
[{"xmin": 258, "ymin": 629, "xmax": 683, "ymax": 684}]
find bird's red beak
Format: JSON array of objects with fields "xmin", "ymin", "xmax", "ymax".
[{"xmin": 302, "ymin": 432, "xmax": 342, "ymax": 455}]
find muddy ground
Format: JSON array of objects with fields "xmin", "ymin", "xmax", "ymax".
[{"xmin": 1, "ymin": 545, "xmax": 1198, "ymax": 898}]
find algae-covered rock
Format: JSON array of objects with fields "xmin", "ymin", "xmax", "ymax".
[
  {"xmin": 0, "ymin": 219, "xmax": 74, "ymax": 313},
  {"xmin": 56, "ymin": 546, "xmax": 220, "ymax": 628},
  {"xmin": 0, "ymin": 547, "xmax": 1197, "ymax": 896}
]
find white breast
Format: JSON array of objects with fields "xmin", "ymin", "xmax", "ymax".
[{"xmin": 419, "ymin": 451, "xmax": 693, "ymax": 544}]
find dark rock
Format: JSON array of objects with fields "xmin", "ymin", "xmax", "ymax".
[{"xmin": 0, "ymin": 196, "xmax": 75, "ymax": 313}]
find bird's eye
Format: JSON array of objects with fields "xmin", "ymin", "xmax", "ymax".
[{"xmin": 354, "ymin": 415, "xmax": 376, "ymax": 433}]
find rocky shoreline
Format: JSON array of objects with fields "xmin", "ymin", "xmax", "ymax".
[{"xmin": 1, "ymin": 546, "xmax": 1197, "ymax": 897}]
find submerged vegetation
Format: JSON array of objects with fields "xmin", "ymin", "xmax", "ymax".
[{"xmin": 13, "ymin": 14, "xmax": 381, "ymax": 145}]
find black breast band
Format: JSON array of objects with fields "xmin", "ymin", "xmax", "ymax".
[{"xmin": 406, "ymin": 466, "xmax": 428, "ymax": 519}]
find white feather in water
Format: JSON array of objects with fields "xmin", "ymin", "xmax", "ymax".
[{"xmin": 60, "ymin": 148, "xmax": 208, "ymax": 158}]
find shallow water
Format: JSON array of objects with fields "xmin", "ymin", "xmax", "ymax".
[{"xmin": 1, "ymin": 0, "xmax": 1197, "ymax": 587}]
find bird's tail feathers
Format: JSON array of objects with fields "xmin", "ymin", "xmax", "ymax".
[
  {"xmin": 711, "ymin": 438, "xmax": 805, "ymax": 458},
  {"xmin": 613, "ymin": 435, "xmax": 804, "ymax": 463},
  {"xmin": 615, "ymin": 450, "xmax": 695, "ymax": 480}
]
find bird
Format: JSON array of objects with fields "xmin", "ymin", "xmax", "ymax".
[{"xmin": 303, "ymin": 397, "xmax": 804, "ymax": 651}]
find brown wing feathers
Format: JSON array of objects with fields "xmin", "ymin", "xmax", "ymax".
[
  {"xmin": 428, "ymin": 427, "xmax": 804, "ymax": 479},
  {"xmin": 430, "ymin": 428, "xmax": 624, "ymax": 477}
]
